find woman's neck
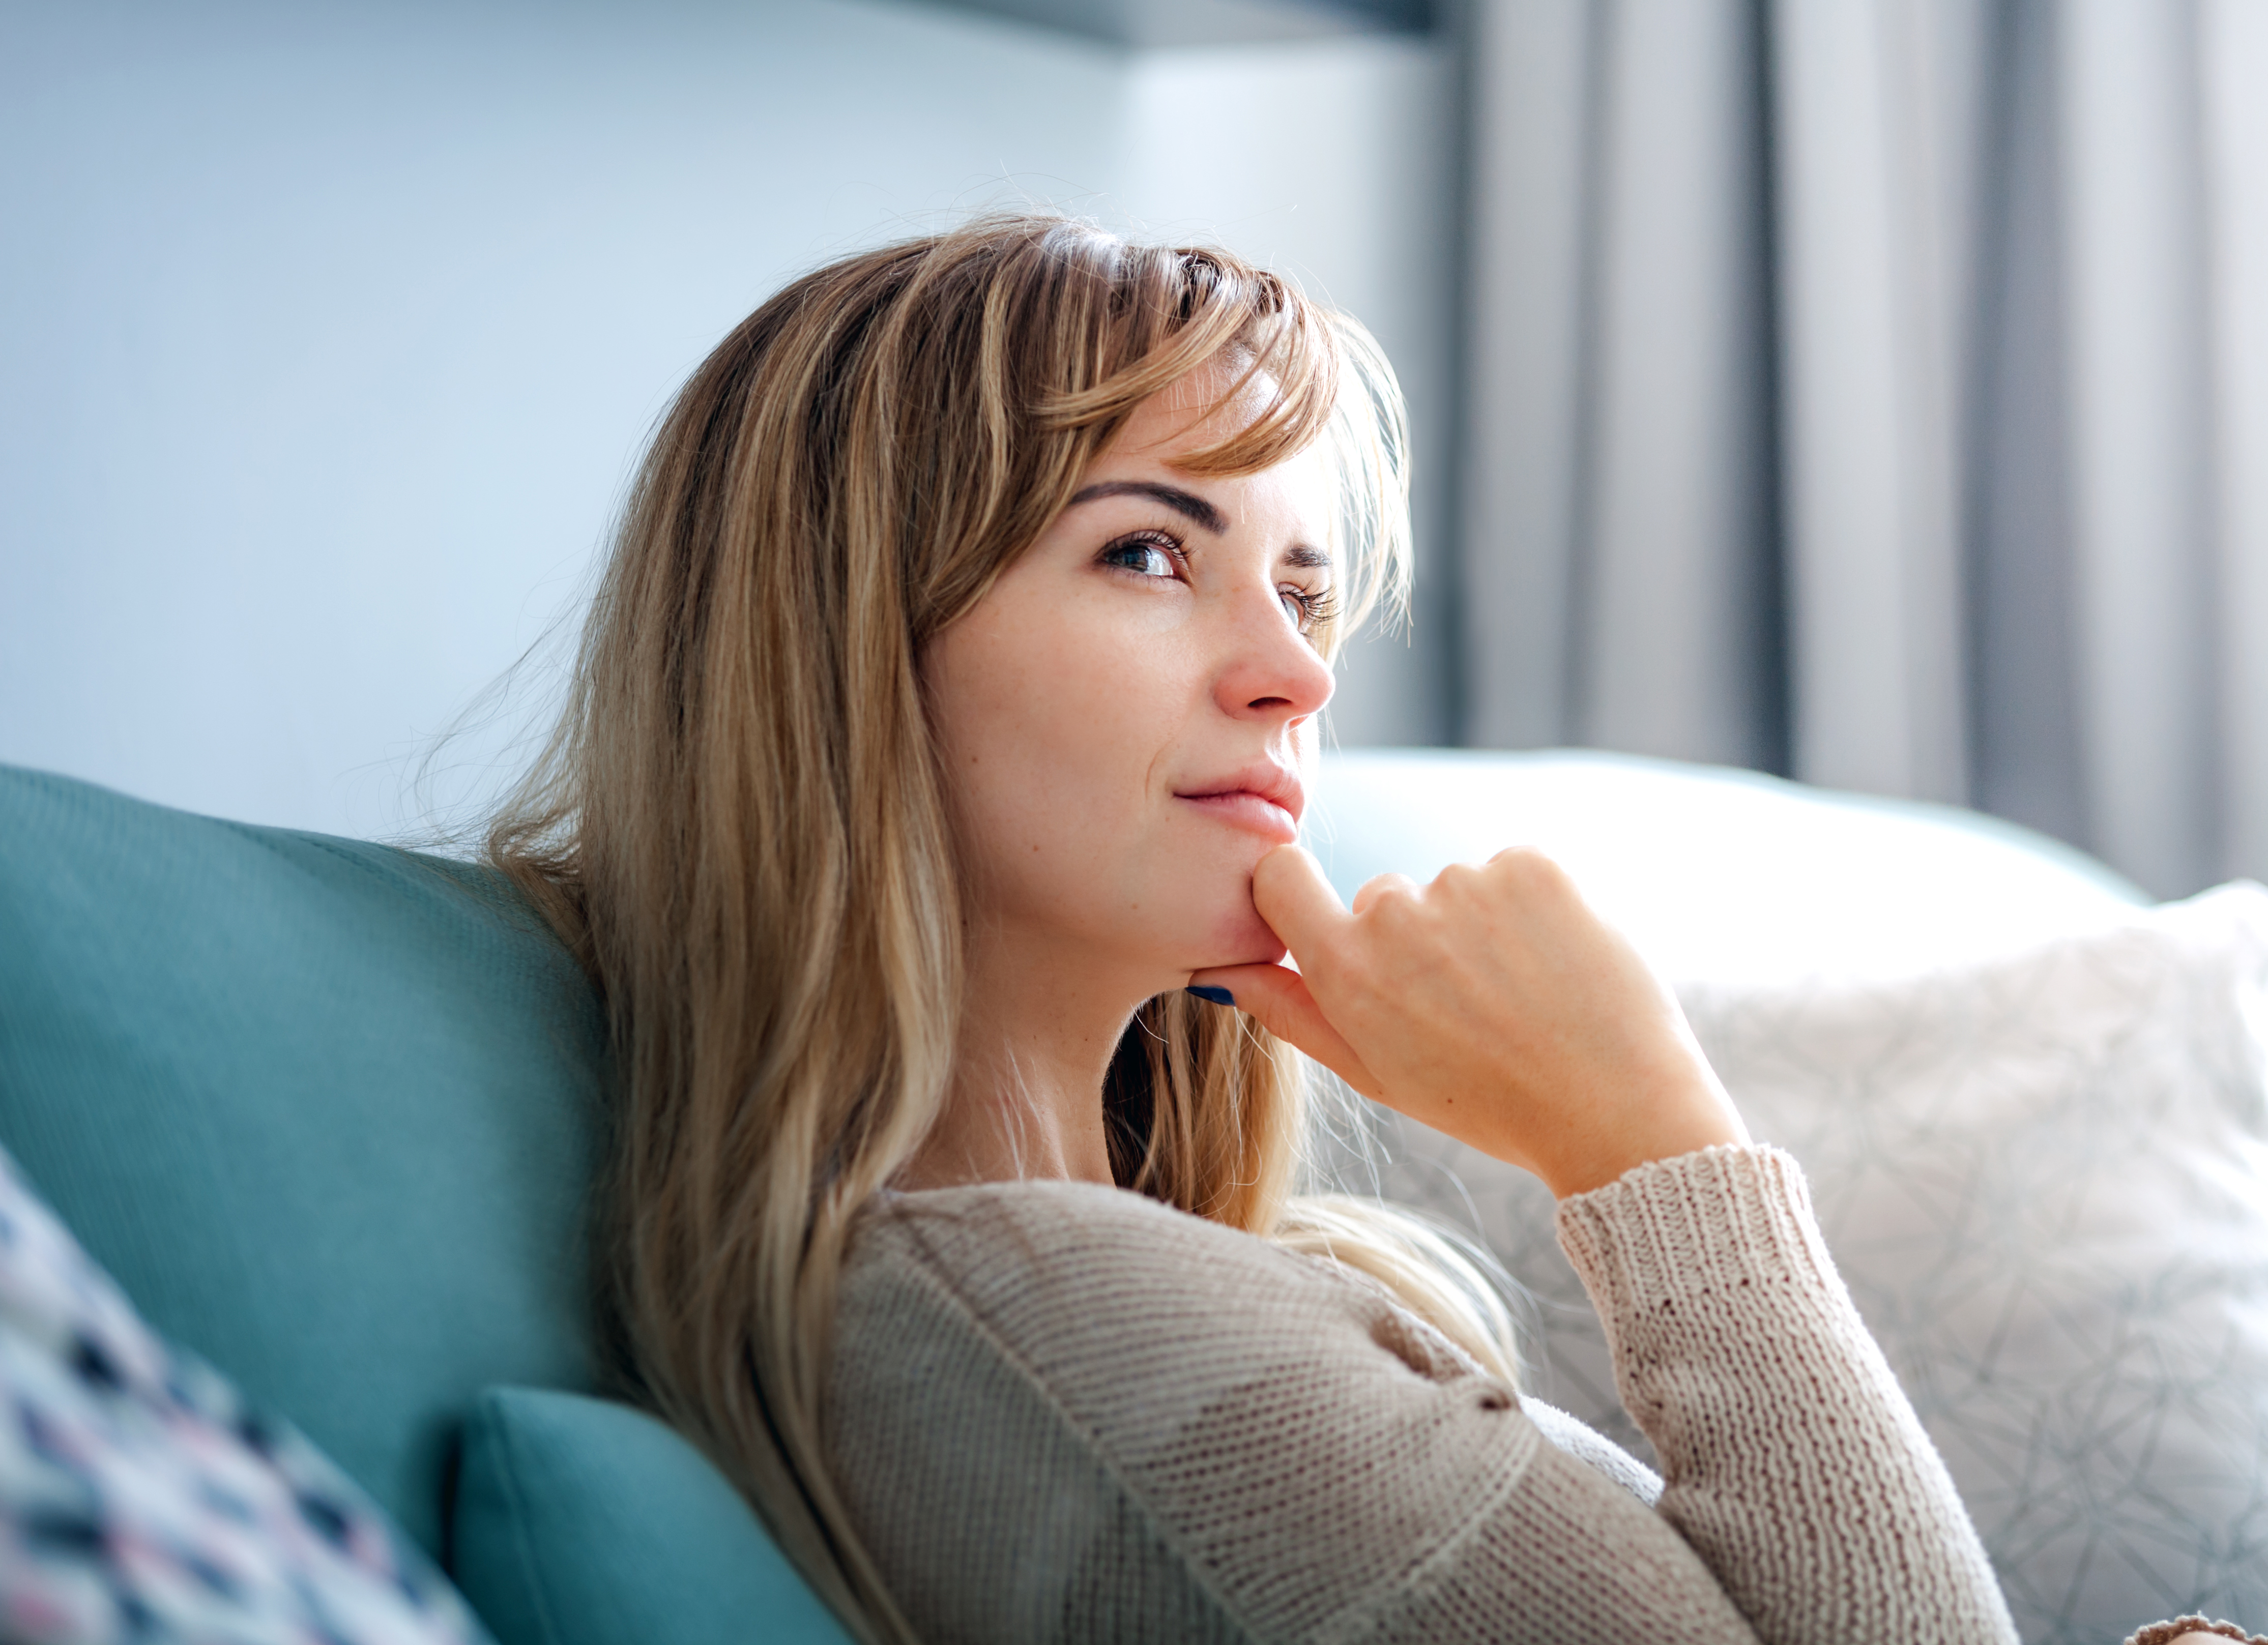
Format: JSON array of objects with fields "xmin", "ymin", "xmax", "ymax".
[{"xmin": 895, "ymin": 919, "xmax": 1156, "ymax": 1191}]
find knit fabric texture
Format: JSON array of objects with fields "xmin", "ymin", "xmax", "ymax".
[{"xmin": 826, "ymin": 1144, "xmax": 2024, "ymax": 1643}]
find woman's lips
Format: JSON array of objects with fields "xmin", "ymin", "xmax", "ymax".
[{"xmin": 1177, "ymin": 789, "xmax": 1300, "ymax": 841}]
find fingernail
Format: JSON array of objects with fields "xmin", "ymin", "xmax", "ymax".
[{"xmin": 1186, "ymin": 985, "xmax": 1235, "ymax": 1007}]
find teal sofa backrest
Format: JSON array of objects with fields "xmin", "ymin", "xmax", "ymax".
[{"xmin": 0, "ymin": 766, "xmax": 606, "ymax": 1556}]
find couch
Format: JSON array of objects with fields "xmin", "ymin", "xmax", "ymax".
[{"xmin": 2, "ymin": 750, "xmax": 2258, "ymax": 1645}]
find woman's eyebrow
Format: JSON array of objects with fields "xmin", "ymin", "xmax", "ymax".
[
  {"xmin": 1068, "ymin": 480, "xmax": 1227, "ymax": 534},
  {"xmin": 1285, "ymin": 544, "xmax": 1331, "ymax": 572}
]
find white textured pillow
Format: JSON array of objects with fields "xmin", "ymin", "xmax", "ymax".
[{"xmin": 1358, "ymin": 885, "xmax": 2268, "ymax": 1645}]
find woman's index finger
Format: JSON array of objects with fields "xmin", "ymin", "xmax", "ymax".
[{"xmin": 1249, "ymin": 845, "xmax": 1352, "ymax": 962}]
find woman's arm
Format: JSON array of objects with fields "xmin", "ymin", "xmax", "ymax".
[
  {"xmin": 1197, "ymin": 843, "xmax": 2019, "ymax": 1642},
  {"xmin": 1553, "ymin": 1142, "xmax": 2013, "ymax": 1643}
]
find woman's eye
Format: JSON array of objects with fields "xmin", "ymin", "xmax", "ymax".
[
  {"xmin": 1280, "ymin": 583, "xmax": 1337, "ymax": 636},
  {"xmin": 1100, "ymin": 537, "xmax": 1180, "ymax": 578}
]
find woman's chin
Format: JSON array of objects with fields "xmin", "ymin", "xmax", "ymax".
[{"xmin": 1187, "ymin": 910, "xmax": 1289, "ymax": 972}]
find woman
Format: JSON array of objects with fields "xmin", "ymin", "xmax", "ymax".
[{"xmin": 488, "ymin": 214, "xmax": 2243, "ymax": 1645}]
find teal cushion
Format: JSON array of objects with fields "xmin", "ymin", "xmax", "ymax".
[
  {"xmin": 452, "ymin": 1388, "xmax": 851, "ymax": 1645},
  {"xmin": 0, "ymin": 765, "xmax": 607, "ymax": 1557}
]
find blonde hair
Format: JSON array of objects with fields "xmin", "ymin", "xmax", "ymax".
[{"xmin": 488, "ymin": 214, "xmax": 1520, "ymax": 1642}]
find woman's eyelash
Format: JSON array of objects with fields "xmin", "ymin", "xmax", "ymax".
[{"xmin": 1283, "ymin": 584, "xmax": 1339, "ymax": 635}]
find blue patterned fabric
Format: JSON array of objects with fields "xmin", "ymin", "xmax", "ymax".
[{"xmin": 0, "ymin": 1143, "xmax": 491, "ymax": 1644}]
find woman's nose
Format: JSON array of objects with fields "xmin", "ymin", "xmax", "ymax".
[{"xmin": 1212, "ymin": 587, "xmax": 1335, "ymax": 723}]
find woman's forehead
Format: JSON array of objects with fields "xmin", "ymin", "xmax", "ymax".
[{"xmin": 1110, "ymin": 364, "xmax": 1285, "ymax": 460}]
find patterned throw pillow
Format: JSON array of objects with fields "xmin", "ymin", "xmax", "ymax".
[
  {"xmin": 0, "ymin": 1143, "xmax": 492, "ymax": 1644},
  {"xmin": 1356, "ymin": 885, "xmax": 2268, "ymax": 1645}
]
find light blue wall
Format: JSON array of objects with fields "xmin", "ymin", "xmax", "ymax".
[{"xmin": 0, "ymin": 0, "xmax": 1454, "ymax": 836}]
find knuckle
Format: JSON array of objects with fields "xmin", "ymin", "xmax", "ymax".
[
  {"xmin": 1370, "ymin": 883, "xmax": 1422, "ymax": 925},
  {"xmin": 1353, "ymin": 872, "xmax": 1416, "ymax": 916},
  {"xmin": 1489, "ymin": 843, "xmax": 1567, "ymax": 891}
]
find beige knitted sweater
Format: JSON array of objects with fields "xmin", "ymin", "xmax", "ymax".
[{"xmin": 825, "ymin": 1144, "xmax": 2021, "ymax": 1642}]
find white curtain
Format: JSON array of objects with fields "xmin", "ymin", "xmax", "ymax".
[{"xmin": 1458, "ymin": 0, "xmax": 2268, "ymax": 898}]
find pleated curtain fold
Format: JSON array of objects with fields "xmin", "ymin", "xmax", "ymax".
[{"xmin": 1458, "ymin": 0, "xmax": 2268, "ymax": 898}]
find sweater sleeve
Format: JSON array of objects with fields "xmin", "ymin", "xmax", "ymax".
[
  {"xmin": 828, "ymin": 1151, "xmax": 2017, "ymax": 1644},
  {"xmin": 1555, "ymin": 1144, "xmax": 2016, "ymax": 1644}
]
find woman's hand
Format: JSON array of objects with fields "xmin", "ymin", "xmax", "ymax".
[{"xmin": 1189, "ymin": 844, "xmax": 1749, "ymax": 1200}]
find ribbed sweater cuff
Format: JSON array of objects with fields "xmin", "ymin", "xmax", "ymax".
[{"xmin": 1553, "ymin": 1143, "xmax": 1835, "ymax": 1328}]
